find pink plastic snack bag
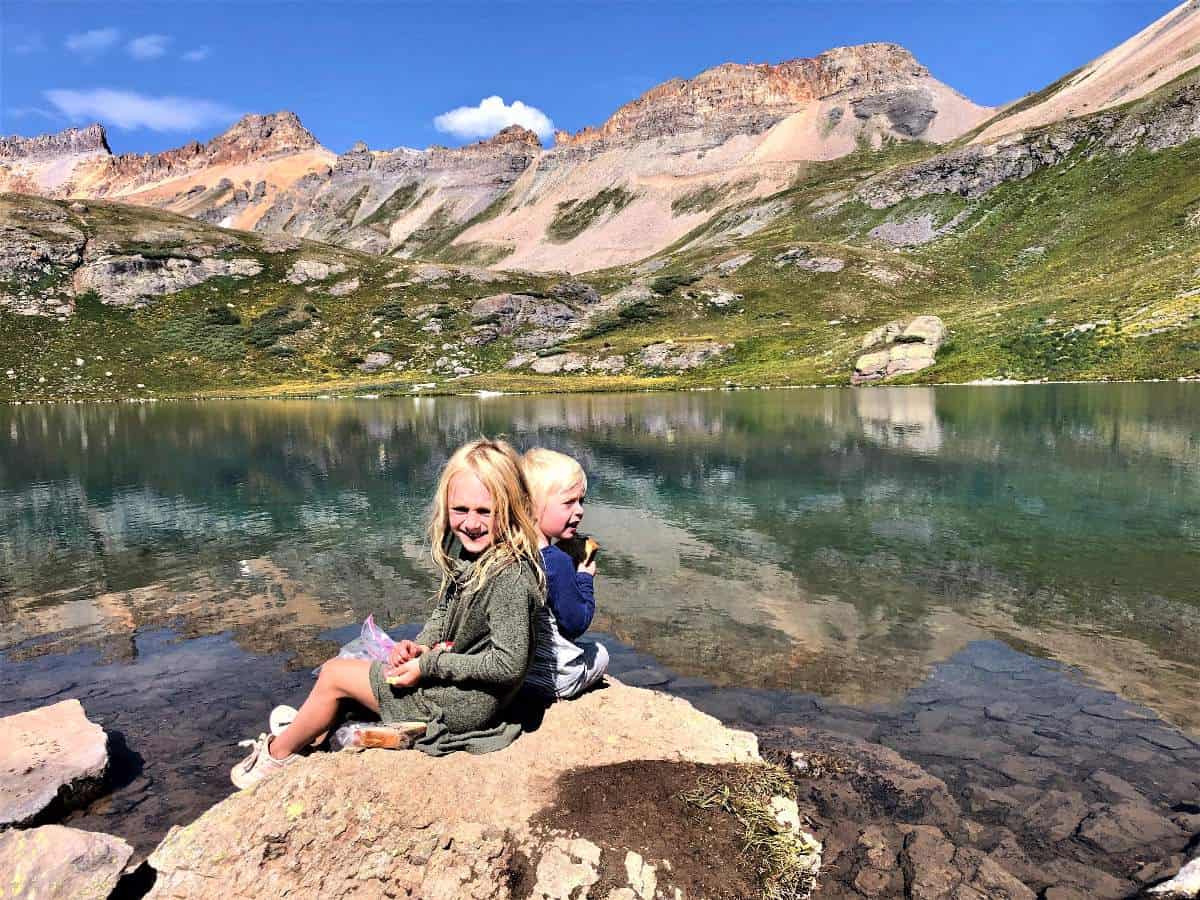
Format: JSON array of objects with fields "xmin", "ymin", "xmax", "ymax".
[{"xmin": 314, "ymin": 615, "xmax": 396, "ymax": 675}]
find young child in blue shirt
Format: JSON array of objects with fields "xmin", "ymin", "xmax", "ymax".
[{"xmin": 522, "ymin": 448, "xmax": 609, "ymax": 700}]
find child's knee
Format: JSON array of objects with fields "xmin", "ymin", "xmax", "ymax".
[{"xmin": 317, "ymin": 657, "xmax": 369, "ymax": 695}]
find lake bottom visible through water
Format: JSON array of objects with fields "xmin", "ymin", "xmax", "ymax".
[
  {"xmin": 1, "ymin": 622, "xmax": 1195, "ymax": 899},
  {"xmin": 1, "ymin": 387, "xmax": 1198, "ymax": 896}
]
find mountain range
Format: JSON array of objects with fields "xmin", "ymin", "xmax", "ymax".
[{"xmin": 1, "ymin": 0, "xmax": 1197, "ymax": 399}]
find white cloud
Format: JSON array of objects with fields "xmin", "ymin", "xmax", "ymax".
[
  {"xmin": 127, "ymin": 34, "xmax": 170, "ymax": 60},
  {"xmin": 182, "ymin": 46, "xmax": 211, "ymax": 63},
  {"xmin": 65, "ymin": 28, "xmax": 121, "ymax": 57},
  {"xmin": 44, "ymin": 88, "xmax": 240, "ymax": 132},
  {"xmin": 433, "ymin": 96, "xmax": 553, "ymax": 142}
]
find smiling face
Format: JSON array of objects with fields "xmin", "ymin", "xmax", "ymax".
[
  {"xmin": 447, "ymin": 470, "xmax": 496, "ymax": 555},
  {"xmin": 537, "ymin": 479, "xmax": 586, "ymax": 542}
]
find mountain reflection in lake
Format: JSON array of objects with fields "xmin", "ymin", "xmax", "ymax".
[{"xmin": 2, "ymin": 385, "xmax": 1198, "ymax": 733}]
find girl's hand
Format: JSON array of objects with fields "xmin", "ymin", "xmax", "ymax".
[
  {"xmin": 387, "ymin": 640, "xmax": 428, "ymax": 668},
  {"xmin": 578, "ymin": 559, "xmax": 597, "ymax": 577},
  {"xmin": 384, "ymin": 658, "xmax": 422, "ymax": 688}
]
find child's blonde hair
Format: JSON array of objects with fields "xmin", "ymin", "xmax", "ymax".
[
  {"xmin": 428, "ymin": 438, "xmax": 546, "ymax": 597},
  {"xmin": 522, "ymin": 448, "xmax": 588, "ymax": 515}
]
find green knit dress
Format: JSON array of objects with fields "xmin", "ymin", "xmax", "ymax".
[{"xmin": 368, "ymin": 550, "xmax": 543, "ymax": 748}]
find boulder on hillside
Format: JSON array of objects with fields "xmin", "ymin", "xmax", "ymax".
[
  {"xmin": 327, "ymin": 276, "xmax": 360, "ymax": 296},
  {"xmin": 285, "ymin": 258, "xmax": 347, "ymax": 284},
  {"xmin": 145, "ymin": 681, "xmax": 820, "ymax": 899},
  {"xmin": 0, "ymin": 825, "xmax": 133, "ymax": 900},
  {"xmin": 73, "ymin": 255, "xmax": 263, "ymax": 307},
  {"xmin": 0, "ymin": 699, "xmax": 110, "ymax": 828},
  {"xmin": 357, "ymin": 351, "xmax": 394, "ymax": 373},
  {"xmin": 470, "ymin": 292, "xmax": 583, "ymax": 343},
  {"xmin": 550, "ymin": 280, "xmax": 601, "ymax": 306},
  {"xmin": 773, "ymin": 247, "xmax": 845, "ymax": 273},
  {"xmin": 853, "ymin": 315, "xmax": 946, "ymax": 384},
  {"xmin": 638, "ymin": 341, "xmax": 733, "ymax": 371},
  {"xmin": 531, "ymin": 351, "xmax": 589, "ymax": 374}
]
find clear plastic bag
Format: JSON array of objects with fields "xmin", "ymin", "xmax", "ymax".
[
  {"xmin": 314, "ymin": 615, "xmax": 396, "ymax": 674},
  {"xmin": 333, "ymin": 720, "xmax": 425, "ymax": 751}
]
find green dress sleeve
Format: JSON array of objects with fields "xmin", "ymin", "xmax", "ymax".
[{"xmin": 418, "ymin": 564, "xmax": 535, "ymax": 687}]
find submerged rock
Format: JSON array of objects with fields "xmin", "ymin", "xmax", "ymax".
[
  {"xmin": 0, "ymin": 825, "xmax": 133, "ymax": 900},
  {"xmin": 145, "ymin": 681, "xmax": 813, "ymax": 899},
  {"xmin": 0, "ymin": 699, "xmax": 109, "ymax": 827}
]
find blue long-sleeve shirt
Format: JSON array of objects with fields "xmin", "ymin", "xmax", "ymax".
[{"xmin": 540, "ymin": 545, "xmax": 595, "ymax": 640}]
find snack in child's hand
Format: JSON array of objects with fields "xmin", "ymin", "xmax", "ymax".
[
  {"xmin": 557, "ymin": 534, "xmax": 600, "ymax": 567},
  {"xmin": 385, "ymin": 641, "xmax": 452, "ymax": 684}
]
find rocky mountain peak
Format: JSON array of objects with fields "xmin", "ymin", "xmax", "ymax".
[
  {"xmin": 554, "ymin": 42, "xmax": 943, "ymax": 146},
  {"xmin": 478, "ymin": 125, "xmax": 543, "ymax": 148},
  {"xmin": 205, "ymin": 111, "xmax": 319, "ymax": 160},
  {"xmin": 0, "ymin": 123, "xmax": 111, "ymax": 160}
]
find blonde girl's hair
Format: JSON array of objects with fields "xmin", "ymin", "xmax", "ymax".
[
  {"xmin": 428, "ymin": 438, "xmax": 546, "ymax": 598},
  {"xmin": 522, "ymin": 447, "xmax": 587, "ymax": 517}
]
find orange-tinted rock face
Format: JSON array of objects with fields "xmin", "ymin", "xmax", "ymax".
[
  {"xmin": 554, "ymin": 43, "xmax": 930, "ymax": 146},
  {"xmin": 95, "ymin": 111, "xmax": 321, "ymax": 192}
]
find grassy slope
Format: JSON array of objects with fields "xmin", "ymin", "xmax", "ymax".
[{"xmin": 2, "ymin": 108, "xmax": 1198, "ymax": 401}]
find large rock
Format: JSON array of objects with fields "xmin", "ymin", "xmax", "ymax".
[
  {"xmin": 0, "ymin": 699, "xmax": 109, "ymax": 827},
  {"xmin": 0, "ymin": 825, "xmax": 133, "ymax": 899},
  {"xmin": 73, "ymin": 254, "xmax": 263, "ymax": 307},
  {"xmin": 638, "ymin": 341, "xmax": 732, "ymax": 371},
  {"xmin": 852, "ymin": 315, "xmax": 946, "ymax": 384},
  {"xmin": 285, "ymin": 258, "xmax": 347, "ymax": 284},
  {"xmin": 145, "ymin": 681, "xmax": 807, "ymax": 899},
  {"xmin": 531, "ymin": 352, "xmax": 589, "ymax": 374},
  {"xmin": 1150, "ymin": 856, "xmax": 1200, "ymax": 898}
]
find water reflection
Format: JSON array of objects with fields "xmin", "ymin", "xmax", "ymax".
[{"xmin": 1, "ymin": 386, "xmax": 1198, "ymax": 729}]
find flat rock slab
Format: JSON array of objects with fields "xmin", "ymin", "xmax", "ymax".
[
  {"xmin": 146, "ymin": 681, "xmax": 772, "ymax": 899},
  {"xmin": 0, "ymin": 698, "xmax": 109, "ymax": 827},
  {"xmin": 0, "ymin": 825, "xmax": 133, "ymax": 899}
]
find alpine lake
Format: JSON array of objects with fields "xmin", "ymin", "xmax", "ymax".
[{"xmin": 2, "ymin": 384, "xmax": 1198, "ymax": 886}]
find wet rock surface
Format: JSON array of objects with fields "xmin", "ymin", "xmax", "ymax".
[
  {"xmin": 664, "ymin": 640, "xmax": 1198, "ymax": 899},
  {"xmin": 0, "ymin": 698, "xmax": 110, "ymax": 828},
  {"xmin": 0, "ymin": 824, "xmax": 133, "ymax": 899},
  {"xmin": 0, "ymin": 629, "xmax": 1194, "ymax": 898}
]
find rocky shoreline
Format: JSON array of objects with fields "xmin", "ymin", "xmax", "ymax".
[
  {"xmin": 2, "ymin": 680, "xmax": 825, "ymax": 899},
  {"xmin": 2, "ymin": 635, "xmax": 1199, "ymax": 899}
]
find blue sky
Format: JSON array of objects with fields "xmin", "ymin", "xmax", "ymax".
[{"xmin": 1, "ymin": 1, "xmax": 1181, "ymax": 155}]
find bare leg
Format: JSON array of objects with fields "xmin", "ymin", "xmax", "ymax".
[{"xmin": 270, "ymin": 658, "xmax": 380, "ymax": 759}]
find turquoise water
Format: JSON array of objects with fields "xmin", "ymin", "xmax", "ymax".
[{"xmin": 2, "ymin": 385, "xmax": 1198, "ymax": 729}]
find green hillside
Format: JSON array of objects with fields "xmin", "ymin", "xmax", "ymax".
[{"xmin": 1, "ymin": 75, "xmax": 1197, "ymax": 402}]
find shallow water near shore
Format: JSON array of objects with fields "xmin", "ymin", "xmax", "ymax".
[{"xmin": 1, "ymin": 386, "xmax": 1198, "ymax": 875}]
